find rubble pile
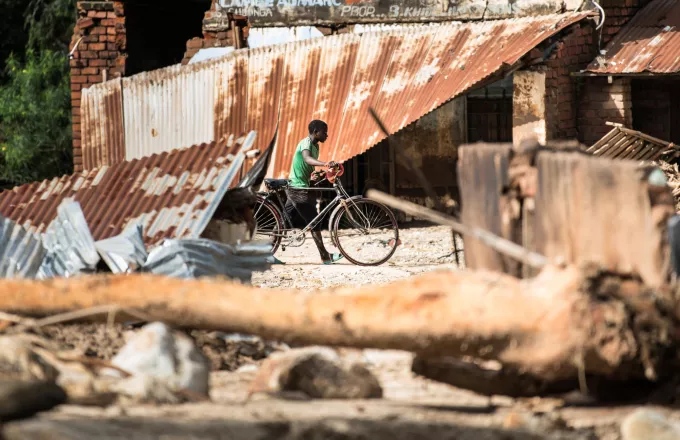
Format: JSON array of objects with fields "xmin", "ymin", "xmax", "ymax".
[
  {"xmin": 657, "ymin": 160, "xmax": 680, "ymax": 211},
  {"xmin": 0, "ymin": 198, "xmax": 272, "ymax": 283}
]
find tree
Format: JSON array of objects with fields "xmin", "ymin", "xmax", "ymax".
[
  {"xmin": 0, "ymin": 50, "xmax": 73, "ymax": 187},
  {"xmin": 0, "ymin": 0, "xmax": 76, "ymax": 189}
]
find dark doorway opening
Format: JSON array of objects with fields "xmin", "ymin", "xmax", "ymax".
[{"xmin": 125, "ymin": 0, "xmax": 210, "ymax": 75}]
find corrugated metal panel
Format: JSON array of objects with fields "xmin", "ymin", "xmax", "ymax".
[
  {"xmin": 532, "ymin": 151, "xmax": 668, "ymax": 288},
  {"xmin": 273, "ymin": 13, "xmax": 589, "ymax": 176},
  {"xmin": 81, "ymin": 78, "xmax": 125, "ymax": 170},
  {"xmin": 586, "ymin": 125, "xmax": 680, "ymax": 161},
  {"xmin": 457, "ymin": 144, "xmax": 511, "ymax": 273},
  {"xmin": 587, "ymin": 0, "xmax": 680, "ymax": 74},
  {"xmin": 122, "ymin": 62, "xmax": 217, "ymax": 161},
  {"xmin": 214, "ymin": 52, "xmax": 249, "ymax": 144},
  {"xmin": 245, "ymin": 45, "xmax": 285, "ymax": 159},
  {"xmin": 0, "ymin": 132, "xmax": 256, "ymax": 247},
  {"xmin": 0, "ymin": 215, "xmax": 46, "ymax": 279},
  {"xmin": 81, "ymin": 13, "xmax": 588, "ymax": 172}
]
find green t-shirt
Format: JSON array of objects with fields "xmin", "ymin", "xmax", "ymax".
[{"xmin": 288, "ymin": 137, "xmax": 319, "ymax": 188}]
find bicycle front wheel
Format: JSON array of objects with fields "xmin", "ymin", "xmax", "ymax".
[
  {"xmin": 253, "ymin": 195, "xmax": 284, "ymax": 254},
  {"xmin": 331, "ymin": 199, "xmax": 399, "ymax": 266}
]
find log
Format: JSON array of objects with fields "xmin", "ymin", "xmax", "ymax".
[{"xmin": 0, "ymin": 267, "xmax": 674, "ymax": 385}]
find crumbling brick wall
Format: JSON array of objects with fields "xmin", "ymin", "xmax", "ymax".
[
  {"xmin": 543, "ymin": 23, "xmax": 599, "ymax": 142},
  {"xmin": 70, "ymin": 1, "xmax": 126, "ymax": 172},
  {"xmin": 181, "ymin": 4, "xmax": 248, "ymax": 65}
]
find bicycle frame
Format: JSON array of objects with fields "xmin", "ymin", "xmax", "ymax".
[{"xmin": 257, "ymin": 178, "xmax": 370, "ymax": 241}]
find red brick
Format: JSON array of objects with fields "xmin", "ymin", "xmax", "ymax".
[
  {"xmin": 88, "ymin": 75, "xmax": 101, "ymax": 83},
  {"xmin": 107, "ymin": 27, "xmax": 116, "ymax": 35},
  {"xmin": 72, "ymin": 91, "xmax": 82, "ymax": 100},
  {"xmin": 101, "ymin": 19, "xmax": 114, "ymax": 26},
  {"xmin": 94, "ymin": 11, "xmax": 107, "ymax": 18},
  {"xmin": 187, "ymin": 38, "xmax": 204, "ymax": 49},
  {"xmin": 81, "ymin": 51, "xmax": 97, "ymax": 59},
  {"xmin": 106, "ymin": 43, "xmax": 117, "ymax": 51},
  {"xmin": 90, "ymin": 43, "xmax": 105, "ymax": 51},
  {"xmin": 87, "ymin": 10, "xmax": 97, "ymax": 17},
  {"xmin": 71, "ymin": 83, "xmax": 82, "ymax": 91},
  {"xmin": 73, "ymin": 139, "xmax": 81, "ymax": 148},
  {"xmin": 71, "ymin": 75, "xmax": 87, "ymax": 83},
  {"xmin": 113, "ymin": 1, "xmax": 124, "ymax": 16},
  {"xmin": 77, "ymin": 17, "xmax": 95, "ymax": 29},
  {"xmin": 89, "ymin": 59, "xmax": 108, "ymax": 67},
  {"xmin": 107, "ymin": 11, "xmax": 116, "ymax": 18}
]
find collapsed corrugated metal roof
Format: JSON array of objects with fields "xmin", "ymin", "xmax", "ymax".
[
  {"xmin": 0, "ymin": 132, "xmax": 256, "ymax": 246},
  {"xmin": 0, "ymin": 215, "xmax": 46, "ymax": 279},
  {"xmin": 586, "ymin": 123, "xmax": 680, "ymax": 161},
  {"xmin": 81, "ymin": 13, "xmax": 590, "ymax": 175},
  {"xmin": 586, "ymin": 0, "xmax": 680, "ymax": 74}
]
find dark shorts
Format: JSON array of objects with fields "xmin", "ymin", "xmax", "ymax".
[{"xmin": 284, "ymin": 188, "xmax": 322, "ymax": 231}]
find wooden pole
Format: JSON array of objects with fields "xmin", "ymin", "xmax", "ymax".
[{"xmin": 367, "ymin": 189, "xmax": 549, "ymax": 269}]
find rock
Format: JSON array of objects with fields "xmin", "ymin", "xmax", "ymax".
[
  {"xmin": 621, "ymin": 409, "xmax": 680, "ymax": 440},
  {"xmin": 0, "ymin": 380, "xmax": 67, "ymax": 422},
  {"xmin": 109, "ymin": 322, "xmax": 210, "ymax": 397},
  {"xmin": 0, "ymin": 335, "xmax": 60, "ymax": 382},
  {"xmin": 249, "ymin": 347, "xmax": 382, "ymax": 399}
]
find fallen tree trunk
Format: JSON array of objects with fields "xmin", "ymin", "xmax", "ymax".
[{"xmin": 0, "ymin": 266, "xmax": 675, "ymax": 385}]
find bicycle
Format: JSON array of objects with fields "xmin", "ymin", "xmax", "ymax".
[{"xmin": 252, "ymin": 164, "xmax": 400, "ymax": 266}]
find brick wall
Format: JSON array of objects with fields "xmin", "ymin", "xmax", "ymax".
[
  {"xmin": 599, "ymin": 0, "xmax": 655, "ymax": 46},
  {"xmin": 181, "ymin": 6, "xmax": 248, "ymax": 65},
  {"xmin": 543, "ymin": 23, "xmax": 599, "ymax": 142},
  {"xmin": 578, "ymin": 77, "xmax": 632, "ymax": 146},
  {"xmin": 70, "ymin": 1, "xmax": 126, "ymax": 172}
]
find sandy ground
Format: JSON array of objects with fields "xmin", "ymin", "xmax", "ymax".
[{"xmin": 4, "ymin": 226, "xmax": 677, "ymax": 439}]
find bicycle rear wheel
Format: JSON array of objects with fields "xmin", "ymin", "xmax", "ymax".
[
  {"xmin": 253, "ymin": 195, "xmax": 284, "ymax": 254},
  {"xmin": 331, "ymin": 199, "xmax": 399, "ymax": 266}
]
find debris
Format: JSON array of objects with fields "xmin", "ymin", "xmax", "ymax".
[
  {"xmin": 621, "ymin": 409, "xmax": 680, "ymax": 440},
  {"xmin": 0, "ymin": 380, "xmax": 67, "ymax": 422},
  {"xmin": 108, "ymin": 322, "xmax": 210, "ymax": 398},
  {"xmin": 248, "ymin": 347, "xmax": 382, "ymax": 399},
  {"xmin": 142, "ymin": 239, "xmax": 271, "ymax": 283},
  {"xmin": 0, "ymin": 264, "xmax": 674, "ymax": 398},
  {"xmin": 38, "ymin": 199, "xmax": 100, "ymax": 279},
  {"xmin": 0, "ymin": 215, "xmax": 46, "ymax": 279},
  {"xmin": 94, "ymin": 224, "xmax": 148, "ymax": 274}
]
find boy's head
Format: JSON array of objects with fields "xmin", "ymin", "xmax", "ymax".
[{"xmin": 308, "ymin": 120, "xmax": 328, "ymax": 143}]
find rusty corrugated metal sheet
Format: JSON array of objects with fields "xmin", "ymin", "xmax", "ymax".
[
  {"xmin": 587, "ymin": 0, "xmax": 680, "ymax": 74},
  {"xmin": 532, "ymin": 151, "xmax": 668, "ymax": 288},
  {"xmin": 0, "ymin": 132, "xmax": 255, "ymax": 247},
  {"xmin": 122, "ymin": 62, "xmax": 218, "ymax": 161},
  {"xmin": 80, "ymin": 13, "xmax": 588, "ymax": 172},
  {"xmin": 586, "ymin": 124, "xmax": 680, "ymax": 161},
  {"xmin": 457, "ymin": 144, "xmax": 511, "ymax": 274},
  {"xmin": 273, "ymin": 13, "xmax": 590, "ymax": 176},
  {"xmin": 81, "ymin": 78, "xmax": 125, "ymax": 170}
]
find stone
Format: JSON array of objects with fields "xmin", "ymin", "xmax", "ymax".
[
  {"xmin": 621, "ymin": 409, "xmax": 680, "ymax": 440},
  {"xmin": 248, "ymin": 347, "xmax": 383, "ymax": 399},
  {"xmin": 109, "ymin": 322, "xmax": 210, "ymax": 397}
]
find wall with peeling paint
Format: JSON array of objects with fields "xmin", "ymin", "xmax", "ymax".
[{"xmin": 208, "ymin": 0, "xmax": 587, "ymax": 27}]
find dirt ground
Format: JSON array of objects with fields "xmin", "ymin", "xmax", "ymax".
[{"xmin": 4, "ymin": 225, "xmax": 679, "ymax": 439}]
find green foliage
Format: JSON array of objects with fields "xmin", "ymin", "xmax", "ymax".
[
  {"xmin": 24, "ymin": 0, "xmax": 77, "ymax": 51},
  {"xmin": 0, "ymin": 0, "xmax": 76, "ymax": 189},
  {"xmin": 0, "ymin": 50, "xmax": 73, "ymax": 187}
]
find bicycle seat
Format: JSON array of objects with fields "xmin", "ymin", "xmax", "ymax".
[{"xmin": 264, "ymin": 178, "xmax": 289, "ymax": 190}]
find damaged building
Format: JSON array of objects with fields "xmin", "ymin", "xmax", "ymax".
[{"xmin": 62, "ymin": 0, "xmax": 675, "ymax": 214}]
